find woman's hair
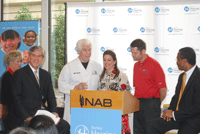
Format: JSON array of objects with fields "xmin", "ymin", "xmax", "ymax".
[
  {"xmin": 1, "ymin": 30, "xmax": 21, "ymax": 49},
  {"xmin": 100, "ymin": 50, "xmax": 120, "ymax": 81},
  {"xmin": 28, "ymin": 115, "xmax": 58, "ymax": 134},
  {"xmin": 3, "ymin": 50, "xmax": 22, "ymax": 67},
  {"xmin": 9, "ymin": 127, "xmax": 37, "ymax": 134},
  {"xmin": 76, "ymin": 38, "xmax": 92, "ymax": 52}
]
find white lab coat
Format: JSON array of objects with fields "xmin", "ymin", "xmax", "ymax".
[{"xmin": 58, "ymin": 58, "xmax": 102, "ymax": 123}]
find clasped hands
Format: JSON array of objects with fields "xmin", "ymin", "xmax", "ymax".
[
  {"xmin": 162, "ymin": 109, "xmax": 173, "ymax": 121},
  {"xmin": 74, "ymin": 82, "xmax": 88, "ymax": 90}
]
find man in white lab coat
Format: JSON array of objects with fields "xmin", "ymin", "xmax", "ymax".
[{"xmin": 58, "ymin": 39, "xmax": 102, "ymax": 123}]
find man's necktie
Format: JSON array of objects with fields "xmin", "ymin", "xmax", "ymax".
[
  {"xmin": 176, "ymin": 73, "xmax": 186, "ymax": 111},
  {"xmin": 34, "ymin": 70, "xmax": 40, "ymax": 86}
]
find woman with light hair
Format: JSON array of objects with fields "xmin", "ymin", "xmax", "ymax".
[{"xmin": 1, "ymin": 50, "xmax": 22, "ymax": 132}]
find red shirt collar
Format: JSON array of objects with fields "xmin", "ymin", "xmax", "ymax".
[
  {"xmin": 140, "ymin": 54, "xmax": 150, "ymax": 65},
  {"xmin": 7, "ymin": 67, "xmax": 14, "ymax": 75}
]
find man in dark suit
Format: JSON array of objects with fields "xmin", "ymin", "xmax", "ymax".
[
  {"xmin": 12, "ymin": 46, "xmax": 70, "ymax": 134},
  {"xmin": 146, "ymin": 47, "xmax": 200, "ymax": 134}
]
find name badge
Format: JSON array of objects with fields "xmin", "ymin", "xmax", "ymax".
[{"xmin": 92, "ymin": 70, "xmax": 97, "ymax": 75}]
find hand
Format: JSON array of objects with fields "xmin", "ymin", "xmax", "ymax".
[
  {"xmin": 25, "ymin": 117, "xmax": 32, "ymax": 123},
  {"xmin": 74, "ymin": 82, "xmax": 88, "ymax": 90},
  {"xmin": 107, "ymin": 86, "xmax": 113, "ymax": 91},
  {"xmin": 162, "ymin": 110, "xmax": 173, "ymax": 121},
  {"xmin": 53, "ymin": 112, "xmax": 59, "ymax": 118},
  {"xmin": 53, "ymin": 112, "xmax": 60, "ymax": 125}
]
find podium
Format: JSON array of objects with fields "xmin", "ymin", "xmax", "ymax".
[{"xmin": 70, "ymin": 90, "xmax": 139, "ymax": 134}]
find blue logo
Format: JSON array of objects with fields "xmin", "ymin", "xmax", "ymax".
[
  {"xmin": 101, "ymin": 8, "xmax": 106, "ymax": 14},
  {"xmin": 168, "ymin": 27, "xmax": 173, "ymax": 33},
  {"xmin": 168, "ymin": 67, "xmax": 173, "ymax": 73},
  {"xmin": 75, "ymin": 125, "xmax": 89, "ymax": 134},
  {"xmin": 127, "ymin": 47, "xmax": 131, "ymax": 52},
  {"xmin": 154, "ymin": 47, "xmax": 159, "ymax": 53},
  {"xmin": 113, "ymin": 27, "xmax": 118, "ymax": 33},
  {"xmin": 75, "ymin": 47, "xmax": 77, "ymax": 52},
  {"xmin": 198, "ymin": 26, "xmax": 200, "ymax": 32},
  {"xmin": 140, "ymin": 27, "xmax": 145, "ymax": 33},
  {"xmin": 155, "ymin": 7, "xmax": 160, "ymax": 13},
  {"xmin": 128, "ymin": 8, "xmax": 132, "ymax": 13},
  {"xmin": 101, "ymin": 47, "xmax": 105, "ymax": 52},
  {"xmin": 184, "ymin": 6, "xmax": 189, "ymax": 12},
  {"xmin": 87, "ymin": 28, "xmax": 92, "ymax": 33},
  {"xmin": 75, "ymin": 9, "xmax": 80, "ymax": 14}
]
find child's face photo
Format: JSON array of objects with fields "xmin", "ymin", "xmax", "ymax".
[
  {"xmin": 25, "ymin": 31, "xmax": 36, "ymax": 46},
  {"xmin": 22, "ymin": 50, "xmax": 29, "ymax": 63},
  {"xmin": 0, "ymin": 37, "xmax": 21, "ymax": 53}
]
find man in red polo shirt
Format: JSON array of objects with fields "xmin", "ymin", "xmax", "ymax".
[{"xmin": 130, "ymin": 39, "xmax": 167, "ymax": 134}]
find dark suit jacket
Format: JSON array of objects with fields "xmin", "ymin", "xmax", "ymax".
[
  {"xmin": 12, "ymin": 65, "xmax": 57, "ymax": 126},
  {"xmin": 168, "ymin": 66, "xmax": 200, "ymax": 130},
  {"xmin": 1, "ymin": 71, "xmax": 16, "ymax": 130}
]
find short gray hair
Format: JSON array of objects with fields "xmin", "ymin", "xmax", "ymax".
[
  {"xmin": 3, "ymin": 50, "xmax": 21, "ymax": 68},
  {"xmin": 29, "ymin": 46, "xmax": 45, "ymax": 58},
  {"xmin": 76, "ymin": 39, "xmax": 92, "ymax": 52}
]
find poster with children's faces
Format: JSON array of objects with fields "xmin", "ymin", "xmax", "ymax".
[{"xmin": 0, "ymin": 21, "xmax": 40, "ymax": 77}]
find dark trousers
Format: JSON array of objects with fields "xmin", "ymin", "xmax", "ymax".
[
  {"xmin": 145, "ymin": 118, "xmax": 198, "ymax": 134},
  {"xmin": 56, "ymin": 119, "xmax": 70, "ymax": 134},
  {"xmin": 134, "ymin": 97, "xmax": 161, "ymax": 134}
]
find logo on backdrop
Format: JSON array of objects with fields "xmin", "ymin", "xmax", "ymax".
[
  {"xmin": 79, "ymin": 95, "xmax": 112, "ymax": 107},
  {"xmin": 113, "ymin": 27, "xmax": 127, "ymax": 35},
  {"xmin": 101, "ymin": 47, "xmax": 105, "ymax": 52},
  {"xmin": 154, "ymin": 47, "xmax": 159, "ymax": 53},
  {"xmin": 101, "ymin": 8, "xmax": 106, "ymax": 14},
  {"xmin": 168, "ymin": 67, "xmax": 173, "ymax": 73},
  {"xmin": 155, "ymin": 7, "xmax": 169, "ymax": 15},
  {"xmin": 168, "ymin": 67, "xmax": 182, "ymax": 75},
  {"xmin": 184, "ymin": 6, "xmax": 189, "ymax": 12},
  {"xmin": 127, "ymin": 7, "xmax": 142, "ymax": 15},
  {"xmin": 75, "ymin": 47, "xmax": 77, "ymax": 52},
  {"xmin": 168, "ymin": 27, "xmax": 183, "ymax": 35},
  {"xmin": 155, "ymin": 7, "xmax": 160, "ymax": 13},
  {"xmin": 87, "ymin": 27, "xmax": 100, "ymax": 35},
  {"xmin": 140, "ymin": 27, "xmax": 145, "ymax": 33},
  {"xmin": 140, "ymin": 27, "xmax": 155, "ymax": 35},
  {"xmin": 101, "ymin": 8, "xmax": 115, "ymax": 16},
  {"xmin": 75, "ymin": 9, "xmax": 88, "ymax": 15},
  {"xmin": 168, "ymin": 27, "xmax": 173, "ymax": 32},
  {"xmin": 127, "ymin": 47, "xmax": 131, "ymax": 52},
  {"xmin": 75, "ymin": 9, "xmax": 80, "ymax": 14},
  {"xmin": 184, "ymin": 6, "xmax": 199, "ymax": 14},
  {"xmin": 154, "ymin": 47, "xmax": 169, "ymax": 55},
  {"xmin": 198, "ymin": 26, "xmax": 200, "ymax": 32},
  {"xmin": 113, "ymin": 27, "xmax": 118, "ymax": 33},
  {"xmin": 75, "ymin": 125, "xmax": 89, "ymax": 134}
]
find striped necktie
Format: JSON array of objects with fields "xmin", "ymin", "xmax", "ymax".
[
  {"xmin": 34, "ymin": 70, "xmax": 40, "ymax": 86},
  {"xmin": 176, "ymin": 73, "xmax": 186, "ymax": 111}
]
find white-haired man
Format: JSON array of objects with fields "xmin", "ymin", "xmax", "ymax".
[{"xmin": 58, "ymin": 38, "xmax": 102, "ymax": 123}]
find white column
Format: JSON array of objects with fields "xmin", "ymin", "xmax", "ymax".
[{"xmin": 41, "ymin": 0, "xmax": 49, "ymax": 71}]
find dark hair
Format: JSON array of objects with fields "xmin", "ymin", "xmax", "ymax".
[
  {"xmin": 24, "ymin": 30, "xmax": 37, "ymax": 38},
  {"xmin": 9, "ymin": 127, "xmax": 37, "ymax": 134},
  {"xmin": 130, "ymin": 39, "xmax": 146, "ymax": 51},
  {"xmin": 28, "ymin": 115, "xmax": 58, "ymax": 134},
  {"xmin": 1, "ymin": 30, "xmax": 21, "ymax": 49},
  {"xmin": 179, "ymin": 47, "xmax": 196, "ymax": 65},
  {"xmin": 100, "ymin": 50, "xmax": 120, "ymax": 81}
]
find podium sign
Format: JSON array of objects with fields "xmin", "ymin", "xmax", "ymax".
[{"xmin": 70, "ymin": 90, "xmax": 139, "ymax": 134}]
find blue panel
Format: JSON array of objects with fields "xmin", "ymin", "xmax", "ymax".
[{"xmin": 71, "ymin": 108, "xmax": 121, "ymax": 134}]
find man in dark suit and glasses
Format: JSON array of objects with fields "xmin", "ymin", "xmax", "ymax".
[
  {"xmin": 12, "ymin": 46, "xmax": 70, "ymax": 134},
  {"xmin": 146, "ymin": 47, "xmax": 200, "ymax": 134}
]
